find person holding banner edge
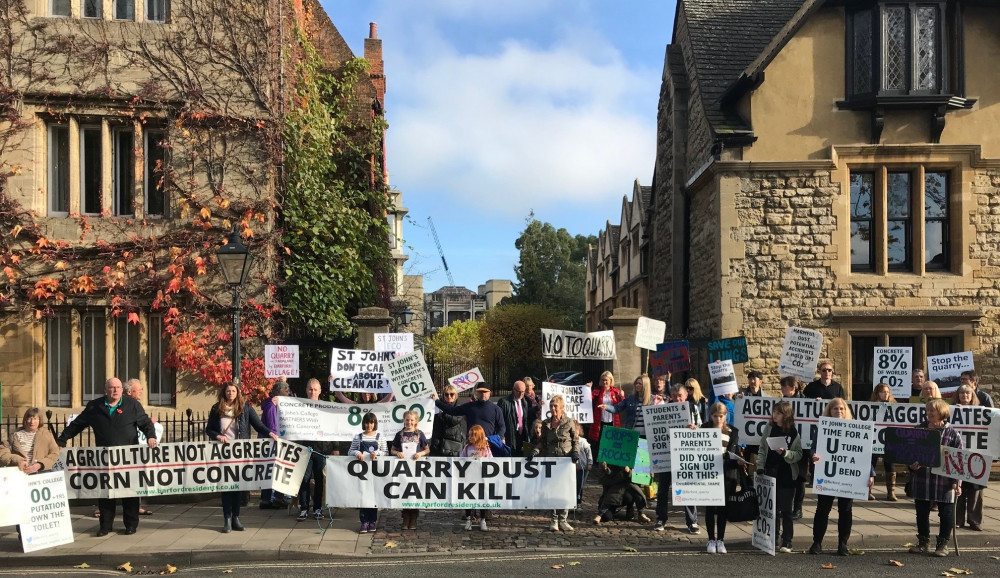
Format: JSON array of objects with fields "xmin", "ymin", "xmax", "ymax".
[
  {"xmin": 756, "ymin": 399, "xmax": 802, "ymax": 553},
  {"xmin": 294, "ymin": 378, "xmax": 337, "ymax": 522},
  {"xmin": 952, "ymin": 385, "xmax": 983, "ymax": 532},
  {"xmin": 908, "ymin": 398, "xmax": 963, "ymax": 557},
  {"xmin": 528, "ymin": 394, "xmax": 579, "ymax": 532},
  {"xmin": 3, "ymin": 408, "xmax": 60, "ymax": 474}
]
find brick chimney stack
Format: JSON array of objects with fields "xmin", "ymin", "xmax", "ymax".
[{"xmin": 365, "ymin": 22, "xmax": 385, "ymax": 109}]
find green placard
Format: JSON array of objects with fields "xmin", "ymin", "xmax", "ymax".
[
  {"xmin": 632, "ymin": 438, "xmax": 652, "ymax": 485},
  {"xmin": 597, "ymin": 426, "xmax": 639, "ymax": 468}
]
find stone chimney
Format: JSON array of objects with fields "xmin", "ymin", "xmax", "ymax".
[{"xmin": 365, "ymin": 22, "xmax": 385, "ymax": 108}]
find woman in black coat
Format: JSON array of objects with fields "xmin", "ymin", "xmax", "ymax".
[
  {"xmin": 702, "ymin": 402, "xmax": 741, "ymax": 554},
  {"xmin": 430, "ymin": 384, "xmax": 466, "ymax": 457},
  {"xmin": 206, "ymin": 381, "xmax": 278, "ymax": 533}
]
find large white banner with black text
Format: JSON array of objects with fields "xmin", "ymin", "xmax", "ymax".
[{"xmin": 277, "ymin": 397, "xmax": 435, "ymax": 442}]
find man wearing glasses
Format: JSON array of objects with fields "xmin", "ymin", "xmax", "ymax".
[{"xmin": 803, "ymin": 361, "xmax": 845, "ymax": 400}]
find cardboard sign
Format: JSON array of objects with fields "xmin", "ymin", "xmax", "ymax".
[
  {"xmin": 642, "ymin": 402, "xmax": 692, "ymax": 473},
  {"xmin": 276, "ymin": 397, "xmax": 435, "ymax": 442},
  {"xmin": 632, "ymin": 439, "xmax": 652, "ymax": 485},
  {"xmin": 778, "ymin": 327, "xmax": 823, "ymax": 382},
  {"xmin": 813, "ymin": 417, "xmax": 875, "ymax": 500},
  {"xmin": 708, "ymin": 337, "xmax": 749, "ymax": 364},
  {"xmin": 0, "ymin": 467, "xmax": 30, "ymax": 527},
  {"xmin": 374, "ymin": 333, "xmax": 414, "ymax": 358},
  {"xmin": 708, "ymin": 359, "xmax": 739, "ymax": 396},
  {"xmin": 597, "ymin": 426, "xmax": 640, "ymax": 467},
  {"xmin": 447, "ymin": 367, "xmax": 484, "ymax": 393},
  {"xmin": 932, "ymin": 446, "xmax": 991, "ymax": 485},
  {"xmin": 385, "ymin": 350, "xmax": 435, "ymax": 402},
  {"xmin": 541, "ymin": 382, "xmax": 594, "ymax": 424},
  {"xmin": 670, "ymin": 428, "xmax": 724, "ymax": 506},
  {"xmin": 927, "ymin": 351, "xmax": 974, "ymax": 394},
  {"xmin": 19, "ymin": 471, "xmax": 74, "ymax": 553},
  {"xmin": 540, "ymin": 329, "xmax": 616, "ymax": 360},
  {"xmin": 873, "ymin": 346, "xmax": 912, "ymax": 399},
  {"xmin": 329, "ymin": 348, "xmax": 395, "ymax": 393},
  {"xmin": 752, "ymin": 473, "xmax": 776, "ymax": 556},
  {"xmin": 635, "ymin": 316, "xmax": 667, "ymax": 350},
  {"xmin": 650, "ymin": 341, "xmax": 691, "ymax": 375},
  {"xmin": 883, "ymin": 427, "xmax": 942, "ymax": 468},
  {"xmin": 265, "ymin": 344, "xmax": 300, "ymax": 379}
]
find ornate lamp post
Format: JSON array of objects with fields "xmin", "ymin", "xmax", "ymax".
[{"xmin": 216, "ymin": 227, "xmax": 253, "ymax": 384}]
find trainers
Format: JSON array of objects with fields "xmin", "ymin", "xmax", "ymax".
[
  {"xmin": 716, "ymin": 540, "xmax": 727, "ymax": 554},
  {"xmin": 779, "ymin": 545, "xmax": 793, "ymax": 553},
  {"xmin": 687, "ymin": 524, "xmax": 701, "ymax": 535},
  {"xmin": 558, "ymin": 520, "xmax": 574, "ymax": 532},
  {"xmin": 480, "ymin": 519, "xmax": 488, "ymax": 531},
  {"xmin": 653, "ymin": 520, "xmax": 665, "ymax": 532},
  {"xmin": 297, "ymin": 509, "xmax": 308, "ymax": 521},
  {"xmin": 707, "ymin": 539, "xmax": 717, "ymax": 554},
  {"xmin": 359, "ymin": 523, "xmax": 368, "ymax": 534},
  {"xmin": 464, "ymin": 517, "xmax": 472, "ymax": 531},
  {"xmin": 314, "ymin": 509, "xmax": 324, "ymax": 520},
  {"xmin": 791, "ymin": 509, "xmax": 803, "ymax": 520}
]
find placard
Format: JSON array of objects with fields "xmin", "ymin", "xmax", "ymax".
[
  {"xmin": 374, "ymin": 333, "xmax": 414, "ymax": 358},
  {"xmin": 329, "ymin": 348, "xmax": 395, "ymax": 393},
  {"xmin": 778, "ymin": 326, "xmax": 823, "ymax": 382},
  {"xmin": 752, "ymin": 473, "xmax": 776, "ymax": 556},
  {"xmin": 276, "ymin": 397, "xmax": 435, "ymax": 442},
  {"xmin": 0, "ymin": 467, "xmax": 30, "ymax": 527},
  {"xmin": 597, "ymin": 426, "xmax": 640, "ymax": 467},
  {"xmin": 540, "ymin": 329, "xmax": 616, "ymax": 360},
  {"xmin": 632, "ymin": 439, "xmax": 652, "ymax": 485},
  {"xmin": 642, "ymin": 402, "xmax": 692, "ymax": 473},
  {"xmin": 385, "ymin": 350, "xmax": 435, "ymax": 402},
  {"xmin": 635, "ymin": 316, "xmax": 667, "ymax": 350},
  {"xmin": 324, "ymin": 457, "xmax": 576, "ymax": 509},
  {"xmin": 264, "ymin": 344, "xmax": 299, "ymax": 378},
  {"xmin": 813, "ymin": 417, "xmax": 874, "ymax": 500},
  {"xmin": 708, "ymin": 359, "xmax": 738, "ymax": 396},
  {"xmin": 927, "ymin": 351, "xmax": 974, "ymax": 394},
  {"xmin": 541, "ymin": 382, "xmax": 594, "ymax": 424},
  {"xmin": 873, "ymin": 346, "xmax": 911, "ymax": 399},
  {"xmin": 670, "ymin": 428, "xmax": 724, "ymax": 506},
  {"xmin": 932, "ymin": 446, "xmax": 991, "ymax": 486},
  {"xmin": 650, "ymin": 341, "xmax": 691, "ymax": 375},
  {"xmin": 20, "ymin": 471, "xmax": 74, "ymax": 553},
  {"xmin": 883, "ymin": 427, "xmax": 942, "ymax": 468},
  {"xmin": 708, "ymin": 336, "xmax": 749, "ymax": 364},
  {"xmin": 447, "ymin": 367, "xmax": 484, "ymax": 393}
]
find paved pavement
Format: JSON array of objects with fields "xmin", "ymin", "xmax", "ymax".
[{"xmin": 2, "ymin": 481, "xmax": 998, "ymax": 567}]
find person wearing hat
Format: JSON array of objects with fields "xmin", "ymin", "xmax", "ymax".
[{"xmin": 432, "ymin": 382, "xmax": 506, "ymax": 439}]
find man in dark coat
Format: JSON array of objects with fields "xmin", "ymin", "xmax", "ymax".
[
  {"xmin": 57, "ymin": 377, "xmax": 157, "ymax": 537},
  {"xmin": 497, "ymin": 380, "xmax": 528, "ymax": 456},
  {"xmin": 434, "ymin": 383, "xmax": 506, "ymax": 439},
  {"xmin": 803, "ymin": 361, "xmax": 845, "ymax": 399}
]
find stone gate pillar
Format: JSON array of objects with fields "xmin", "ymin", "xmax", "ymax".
[
  {"xmin": 352, "ymin": 307, "xmax": 391, "ymax": 350},
  {"xmin": 607, "ymin": 307, "xmax": 643, "ymax": 389}
]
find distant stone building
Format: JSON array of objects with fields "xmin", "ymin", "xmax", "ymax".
[
  {"xmin": 477, "ymin": 279, "xmax": 512, "ymax": 309},
  {"xmin": 424, "ymin": 280, "xmax": 511, "ymax": 335},
  {"xmin": 649, "ymin": 0, "xmax": 1000, "ymax": 399}
]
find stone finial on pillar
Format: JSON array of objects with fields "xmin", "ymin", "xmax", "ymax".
[
  {"xmin": 607, "ymin": 307, "xmax": 643, "ymax": 389},
  {"xmin": 352, "ymin": 307, "xmax": 392, "ymax": 350}
]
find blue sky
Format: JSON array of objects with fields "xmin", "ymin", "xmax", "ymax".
[{"xmin": 320, "ymin": 1, "xmax": 676, "ymax": 292}]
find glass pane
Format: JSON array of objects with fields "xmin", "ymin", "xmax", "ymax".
[
  {"xmin": 148, "ymin": 316, "xmax": 175, "ymax": 406},
  {"xmin": 887, "ymin": 220, "xmax": 909, "ymax": 268},
  {"xmin": 853, "ymin": 10, "xmax": 873, "ymax": 94},
  {"xmin": 888, "ymin": 336, "xmax": 916, "ymax": 348},
  {"xmin": 147, "ymin": 0, "xmax": 167, "ymax": 22},
  {"xmin": 84, "ymin": 0, "xmax": 102, "ymax": 18},
  {"xmin": 82, "ymin": 313, "xmax": 107, "ymax": 402},
  {"xmin": 47, "ymin": 315, "xmax": 72, "ymax": 407},
  {"xmin": 51, "ymin": 0, "xmax": 70, "ymax": 16},
  {"xmin": 82, "ymin": 128, "xmax": 102, "ymax": 215},
  {"xmin": 115, "ymin": 317, "xmax": 140, "ymax": 383},
  {"xmin": 50, "ymin": 126, "xmax": 70, "ymax": 213},
  {"xmin": 851, "ymin": 221, "xmax": 872, "ymax": 269},
  {"xmin": 145, "ymin": 131, "xmax": 166, "ymax": 216},
  {"xmin": 850, "ymin": 172, "xmax": 873, "ymax": 218},
  {"xmin": 884, "ymin": 6, "xmax": 907, "ymax": 91},
  {"xmin": 115, "ymin": 129, "xmax": 134, "ymax": 216},
  {"xmin": 925, "ymin": 221, "xmax": 947, "ymax": 269},
  {"xmin": 851, "ymin": 336, "xmax": 879, "ymax": 401},
  {"xmin": 925, "ymin": 172, "xmax": 948, "ymax": 218},
  {"xmin": 115, "ymin": 0, "xmax": 135, "ymax": 20},
  {"xmin": 927, "ymin": 335, "xmax": 957, "ymax": 358},
  {"xmin": 887, "ymin": 172, "xmax": 910, "ymax": 218},
  {"xmin": 916, "ymin": 6, "xmax": 939, "ymax": 90}
]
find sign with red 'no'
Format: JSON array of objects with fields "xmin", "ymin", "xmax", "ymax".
[{"xmin": 265, "ymin": 345, "xmax": 300, "ymax": 378}]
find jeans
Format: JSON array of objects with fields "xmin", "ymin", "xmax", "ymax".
[
  {"xmin": 916, "ymin": 499, "xmax": 955, "ymax": 541},
  {"xmin": 359, "ymin": 508, "xmax": 378, "ymax": 523},
  {"xmin": 221, "ymin": 491, "xmax": 241, "ymax": 518},
  {"xmin": 298, "ymin": 451, "xmax": 327, "ymax": 511},
  {"xmin": 956, "ymin": 483, "xmax": 983, "ymax": 527},
  {"xmin": 813, "ymin": 495, "xmax": 853, "ymax": 544},
  {"xmin": 655, "ymin": 472, "xmax": 697, "ymax": 526},
  {"xmin": 576, "ymin": 469, "xmax": 586, "ymax": 502},
  {"xmin": 98, "ymin": 497, "xmax": 139, "ymax": 531}
]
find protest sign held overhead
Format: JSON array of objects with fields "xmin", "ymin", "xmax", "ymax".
[
  {"xmin": 708, "ymin": 359, "xmax": 738, "ymax": 397},
  {"xmin": 374, "ymin": 333, "xmax": 414, "ymax": 358},
  {"xmin": 277, "ymin": 397, "xmax": 435, "ymax": 442},
  {"xmin": 448, "ymin": 367, "xmax": 484, "ymax": 393},
  {"xmin": 752, "ymin": 474, "xmax": 776, "ymax": 556},
  {"xmin": 932, "ymin": 446, "xmax": 991, "ymax": 485},
  {"xmin": 778, "ymin": 327, "xmax": 823, "ymax": 382},
  {"xmin": 264, "ymin": 345, "xmax": 299, "ymax": 379},
  {"xmin": 325, "ymin": 457, "xmax": 576, "ymax": 510},
  {"xmin": 813, "ymin": 417, "xmax": 875, "ymax": 501},
  {"xmin": 642, "ymin": 402, "xmax": 692, "ymax": 473},
  {"xmin": 597, "ymin": 426, "xmax": 639, "ymax": 468},
  {"xmin": 707, "ymin": 336, "xmax": 749, "ymax": 364},
  {"xmin": 541, "ymin": 382, "xmax": 594, "ymax": 424},
  {"xmin": 650, "ymin": 341, "xmax": 691, "ymax": 375},
  {"xmin": 634, "ymin": 316, "xmax": 666, "ymax": 350},
  {"xmin": 670, "ymin": 428, "xmax": 724, "ymax": 506},
  {"xmin": 873, "ymin": 346, "xmax": 911, "ymax": 399},
  {"xmin": 329, "ymin": 348, "xmax": 395, "ymax": 393},
  {"xmin": 19, "ymin": 471, "xmax": 74, "ymax": 553},
  {"xmin": 927, "ymin": 351, "xmax": 974, "ymax": 394},
  {"xmin": 385, "ymin": 350, "xmax": 435, "ymax": 402},
  {"xmin": 540, "ymin": 329, "xmax": 616, "ymax": 360}
]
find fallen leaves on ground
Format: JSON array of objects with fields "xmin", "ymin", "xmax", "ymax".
[
  {"xmin": 117, "ymin": 562, "xmax": 133, "ymax": 573},
  {"xmin": 903, "ymin": 542, "xmax": 915, "ymax": 548},
  {"xmin": 947, "ymin": 569, "xmax": 973, "ymax": 575},
  {"xmin": 160, "ymin": 564, "xmax": 178, "ymax": 575},
  {"xmin": 821, "ymin": 563, "xmax": 835, "ymax": 569},
  {"xmin": 888, "ymin": 559, "xmax": 904, "ymax": 567},
  {"xmin": 568, "ymin": 562, "xmax": 581, "ymax": 566},
  {"xmin": 551, "ymin": 565, "xmax": 564, "ymax": 569},
  {"xmin": 73, "ymin": 563, "xmax": 91, "ymax": 569},
  {"xmin": 849, "ymin": 548, "xmax": 864, "ymax": 555},
  {"xmin": 222, "ymin": 571, "xmax": 233, "ymax": 575},
  {"xmin": 622, "ymin": 546, "xmax": 637, "ymax": 552},
  {"xmin": 384, "ymin": 541, "xmax": 397, "ymax": 548}
]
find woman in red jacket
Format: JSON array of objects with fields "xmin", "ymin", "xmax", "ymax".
[{"xmin": 588, "ymin": 371, "xmax": 623, "ymax": 460}]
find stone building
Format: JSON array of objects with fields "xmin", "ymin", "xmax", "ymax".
[
  {"xmin": 649, "ymin": 0, "xmax": 1000, "ymax": 399},
  {"xmin": 423, "ymin": 280, "xmax": 512, "ymax": 336},
  {"xmin": 585, "ymin": 180, "xmax": 652, "ymax": 332}
]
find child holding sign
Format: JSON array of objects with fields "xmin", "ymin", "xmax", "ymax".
[
  {"xmin": 349, "ymin": 412, "xmax": 387, "ymax": 534},
  {"xmin": 702, "ymin": 402, "xmax": 742, "ymax": 554},
  {"xmin": 756, "ymin": 400, "xmax": 802, "ymax": 553},
  {"xmin": 390, "ymin": 411, "xmax": 430, "ymax": 530},
  {"xmin": 460, "ymin": 425, "xmax": 493, "ymax": 531}
]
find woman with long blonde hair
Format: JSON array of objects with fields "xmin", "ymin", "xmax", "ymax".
[{"xmin": 588, "ymin": 371, "xmax": 623, "ymax": 459}]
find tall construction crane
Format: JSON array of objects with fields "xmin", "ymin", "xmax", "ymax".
[{"xmin": 427, "ymin": 216, "xmax": 456, "ymax": 286}]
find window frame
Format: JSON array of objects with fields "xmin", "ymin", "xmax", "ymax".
[
  {"xmin": 83, "ymin": 0, "xmax": 103, "ymax": 19},
  {"xmin": 850, "ymin": 172, "xmax": 876, "ymax": 272},
  {"xmin": 50, "ymin": 0, "xmax": 71, "ymax": 17},
  {"xmin": 147, "ymin": 314, "xmax": 176, "ymax": 406},
  {"xmin": 146, "ymin": 0, "xmax": 169, "ymax": 23},
  {"xmin": 46, "ymin": 313, "xmax": 72, "ymax": 407},
  {"xmin": 114, "ymin": 0, "xmax": 136, "ymax": 21},
  {"xmin": 81, "ymin": 310, "xmax": 107, "ymax": 403},
  {"xmin": 143, "ymin": 128, "xmax": 168, "ymax": 217},
  {"xmin": 114, "ymin": 316, "xmax": 140, "ymax": 384},
  {"xmin": 80, "ymin": 124, "xmax": 103, "ymax": 216},
  {"xmin": 849, "ymin": 331, "xmax": 961, "ymax": 401},
  {"xmin": 112, "ymin": 125, "xmax": 135, "ymax": 217},
  {"xmin": 48, "ymin": 124, "xmax": 70, "ymax": 216}
]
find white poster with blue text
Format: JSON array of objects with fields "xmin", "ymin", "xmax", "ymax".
[
  {"xmin": 670, "ymin": 429, "xmax": 724, "ymax": 506},
  {"xmin": 813, "ymin": 417, "xmax": 874, "ymax": 500}
]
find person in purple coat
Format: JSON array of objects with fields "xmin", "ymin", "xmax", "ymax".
[{"xmin": 259, "ymin": 380, "xmax": 290, "ymax": 509}]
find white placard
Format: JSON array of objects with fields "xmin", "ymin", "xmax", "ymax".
[
  {"xmin": 708, "ymin": 359, "xmax": 739, "ymax": 396},
  {"xmin": 670, "ymin": 429, "xmax": 724, "ymax": 506},
  {"xmin": 385, "ymin": 350, "xmax": 435, "ymax": 402},
  {"xmin": 540, "ymin": 329, "xmax": 616, "ymax": 360},
  {"xmin": 927, "ymin": 351, "xmax": 975, "ymax": 394},
  {"xmin": 0, "ymin": 467, "xmax": 30, "ymax": 527},
  {"xmin": 752, "ymin": 473, "xmax": 776, "ymax": 556},
  {"xmin": 642, "ymin": 402, "xmax": 692, "ymax": 473},
  {"xmin": 271, "ymin": 440, "xmax": 312, "ymax": 496},
  {"xmin": 265, "ymin": 344, "xmax": 300, "ymax": 378},
  {"xmin": 447, "ymin": 367, "xmax": 484, "ymax": 393},
  {"xmin": 276, "ymin": 396, "xmax": 435, "ymax": 442},
  {"xmin": 541, "ymin": 382, "xmax": 594, "ymax": 424},
  {"xmin": 329, "ymin": 348, "xmax": 395, "ymax": 393},
  {"xmin": 374, "ymin": 333, "xmax": 414, "ymax": 358},
  {"xmin": 324, "ymin": 456, "xmax": 576, "ymax": 509},
  {"xmin": 932, "ymin": 446, "xmax": 991, "ymax": 486},
  {"xmin": 813, "ymin": 417, "xmax": 874, "ymax": 500},
  {"xmin": 873, "ymin": 346, "xmax": 911, "ymax": 399},
  {"xmin": 20, "ymin": 471, "xmax": 74, "ymax": 553},
  {"xmin": 778, "ymin": 326, "xmax": 823, "ymax": 382},
  {"xmin": 635, "ymin": 316, "xmax": 667, "ymax": 350}
]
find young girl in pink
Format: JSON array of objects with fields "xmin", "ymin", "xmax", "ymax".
[{"xmin": 460, "ymin": 425, "xmax": 493, "ymax": 531}]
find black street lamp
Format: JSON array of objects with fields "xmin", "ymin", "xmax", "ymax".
[
  {"xmin": 391, "ymin": 304, "xmax": 414, "ymax": 332},
  {"xmin": 216, "ymin": 227, "xmax": 253, "ymax": 384}
]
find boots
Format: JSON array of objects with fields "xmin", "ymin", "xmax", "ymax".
[
  {"xmin": 401, "ymin": 511, "xmax": 412, "ymax": 530},
  {"xmin": 837, "ymin": 539, "xmax": 849, "ymax": 556},
  {"xmin": 558, "ymin": 512, "xmax": 575, "ymax": 532},
  {"xmin": 550, "ymin": 512, "xmax": 560, "ymax": 532},
  {"xmin": 231, "ymin": 517, "xmax": 244, "ymax": 531},
  {"xmin": 932, "ymin": 537, "xmax": 950, "ymax": 557},
  {"xmin": 409, "ymin": 511, "xmax": 419, "ymax": 530},
  {"xmin": 808, "ymin": 541, "xmax": 823, "ymax": 555},
  {"xmin": 221, "ymin": 517, "xmax": 232, "ymax": 533},
  {"xmin": 908, "ymin": 536, "xmax": 929, "ymax": 554},
  {"xmin": 886, "ymin": 473, "xmax": 898, "ymax": 501}
]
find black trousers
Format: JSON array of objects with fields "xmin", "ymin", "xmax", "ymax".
[
  {"xmin": 99, "ymin": 497, "xmax": 139, "ymax": 531},
  {"xmin": 813, "ymin": 495, "xmax": 853, "ymax": 544}
]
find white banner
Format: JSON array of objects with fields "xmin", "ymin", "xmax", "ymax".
[
  {"xmin": 927, "ymin": 351, "xmax": 974, "ymax": 394},
  {"xmin": 277, "ymin": 396, "xmax": 435, "ymax": 442},
  {"xmin": 0, "ymin": 468, "xmax": 30, "ymax": 527},
  {"xmin": 57, "ymin": 439, "xmax": 308, "ymax": 500},
  {"xmin": 635, "ymin": 316, "xmax": 666, "ymax": 350},
  {"xmin": 813, "ymin": 417, "xmax": 874, "ymax": 500},
  {"xmin": 541, "ymin": 382, "xmax": 594, "ymax": 424},
  {"xmin": 778, "ymin": 327, "xmax": 823, "ymax": 382},
  {"xmin": 329, "ymin": 348, "xmax": 395, "ymax": 393},
  {"xmin": 264, "ymin": 344, "xmax": 300, "ymax": 379},
  {"xmin": 324, "ymin": 456, "xmax": 576, "ymax": 509},
  {"xmin": 374, "ymin": 333, "xmax": 414, "ymax": 358},
  {"xmin": 752, "ymin": 473, "xmax": 776, "ymax": 556},
  {"xmin": 642, "ymin": 402, "xmax": 692, "ymax": 473},
  {"xmin": 540, "ymin": 329, "xmax": 616, "ymax": 360},
  {"xmin": 670, "ymin": 429, "xmax": 724, "ymax": 506},
  {"xmin": 447, "ymin": 367, "xmax": 484, "ymax": 393},
  {"xmin": 932, "ymin": 446, "xmax": 991, "ymax": 486},
  {"xmin": 20, "ymin": 471, "xmax": 74, "ymax": 553},
  {"xmin": 708, "ymin": 359, "xmax": 738, "ymax": 397},
  {"xmin": 385, "ymin": 350, "xmax": 435, "ymax": 402},
  {"xmin": 873, "ymin": 346, "xmax": 911, "ymax": 399}
]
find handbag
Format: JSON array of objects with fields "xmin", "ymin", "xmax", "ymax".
[{"xmin": 725, "ymin": 467, "xmax": 760, "ymax": 522}]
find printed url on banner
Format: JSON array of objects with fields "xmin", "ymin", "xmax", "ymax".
[
  {"xmin": 132, "ymin": 484, "xmax": 242, "ymax": 496},
  {"xmin": 401, "ymin": 501, "xmax": 502, "ymax": 508}
]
